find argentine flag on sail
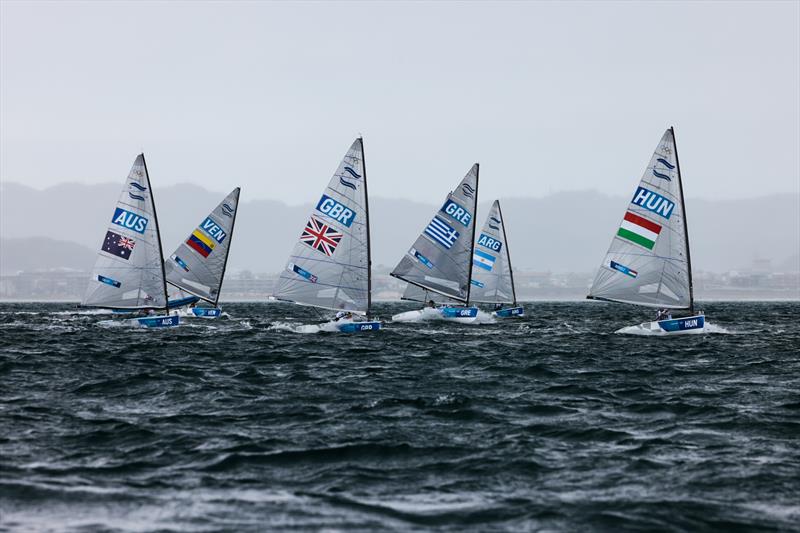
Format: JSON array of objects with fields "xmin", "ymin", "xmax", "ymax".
[{"xmin": 473, "ymin": 249, "xmax": 496, "ymax": 271}]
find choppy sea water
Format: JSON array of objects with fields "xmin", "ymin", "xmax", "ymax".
[{"xmin": 1, "ymin": 301, "xmax": 798, "ymax": 532}]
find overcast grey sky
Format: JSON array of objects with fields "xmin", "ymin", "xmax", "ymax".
[{"xmin": 1, "ymin": 1, "xmax": 798, "ymax": 204}]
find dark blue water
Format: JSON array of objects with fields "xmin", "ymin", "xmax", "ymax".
[{"xmin": 1, "ymin": 301, "xmax": 798, "ymax": 531}]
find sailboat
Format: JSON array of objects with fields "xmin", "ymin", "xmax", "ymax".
[
  {"xmin": 165, "ymin": 188, "xmax": 241, "ymax": 318},
  {"xmin": 272, "ymin": 138, "xmax": 380, "ymax": 333},
  {"xmin": 391, "ymin": 164, "xmax": 481, "ymax": 323},
  {"xmin": 81, "ymin": 154, "xmax": 179, "ymax": 328},
  {"xmin": 587, "ymin": 127, "xmax": 705, "ymax": 334},
  {"xmin": 470, "ymin": 200, "xmax": 523, "ymax": 318},
  {"xmin": 398, "ymin": 198, "xmax": 522, "ymax": 319}
]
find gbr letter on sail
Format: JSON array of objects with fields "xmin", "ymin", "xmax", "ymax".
[
  {"xmin": 588, "ymin": 128, "xmax": 692, "ymax": 309},
  {"xmin": 272, "ymin": 138, "xmax": 371, "ymax": 314}
]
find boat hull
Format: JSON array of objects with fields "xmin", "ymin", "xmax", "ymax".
[
  {"xmin": 621, "ymin": 314, "xmax": 705, "ymax": 335},
  {"xmin": 391, "ymin": 306, "xmax": 479, "ymax": 324},
  {"xmin": 492, "ymin": 306, "xmax": 524, "ymax": 318},
  {"xmin": 655, "ymin": 314, "xmax": 705, "ymax": 333},
  {"xmin": 189, "ymin": 307, "xmax": 222, "ymax": 318},
  {"xmin": 135, "ymin": 315, "xmax": 180, "ymax": 328},
  {"xmin": 337, "ymin": 321, "xmax": 382, "ymax": 333}
]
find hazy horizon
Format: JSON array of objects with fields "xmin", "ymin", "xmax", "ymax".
[{"xmin": 2, "ymin": 1, "xmax": 798, "ymax": 204}]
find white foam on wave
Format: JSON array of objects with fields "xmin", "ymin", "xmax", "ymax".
[
  {"xmin": 268, "ymin": 320, "xmax": 341, "ymax": 334},
  {"xmin": 53, "ymin": 309, "xmax": 114, "ymax": 316}
]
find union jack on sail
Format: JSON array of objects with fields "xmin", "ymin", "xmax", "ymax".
[{"xmin": 300, "ymin": 216, "xmax": 343, "ymax": 257}]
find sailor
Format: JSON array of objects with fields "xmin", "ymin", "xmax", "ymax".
[
  {"xmin": 494, "ymin": 303, "xmax": 503, "ymax": 311},
  {"xmin": 334, "ymin": 310, "xmax": 353, "ymax": 321},
  {"xmin": 426, "ymin": 300, "xmax": 436, "ymax": 309},
  {"xmin": 656, "ymin": 308, "xmax": 672, "ymax": 321}
]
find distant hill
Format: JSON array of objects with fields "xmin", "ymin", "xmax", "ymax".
[
  {"xmin": 1, "ymin": 181, "xmax": 798, "ymax": 274},
  {"xmin": 0, "ymin": 237, "xmax": 95, "ymax": 274}
]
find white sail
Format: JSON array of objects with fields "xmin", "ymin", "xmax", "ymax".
[
  {"xmin": 165, "ymin": 188, "xmax": 240, "ymax": 305},
  {"xmin": 272, "ymin": 138, "xmax": 371, "ymax": 315},
  {"xmin": 391, "ymin": 164, "xmax": 480, "ymax": 302},
  {"xmin": 469, "ymin": 200, "xmax": 516, "ymax": 305},
  {"xmin": 82, "ymin": 154, "xmax": 168, "ymax": 309},
  {"xmin": 588, "ymin": 128, "xmax": 692, "ymax": 309}
]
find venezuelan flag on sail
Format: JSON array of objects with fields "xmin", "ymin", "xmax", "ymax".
[{"xmin": 186, "ymin": 229, "xmax": 215, "ymax": 258}]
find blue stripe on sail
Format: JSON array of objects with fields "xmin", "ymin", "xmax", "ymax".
[
  {"xmin": 652, "ymin": 169, "xmax": 672, "ymax": 181},
  {"xmin": 128, "ymin": 192, "xmax": 145, "ymax": 201},
  {"xmin": 339, "ymin": 177, "xmax": 357, "ymax": 190},
  {"xmin": 343, "ymin": 166, "xmax": 361, "ymax": 179},
  {"xmin": 129, "ymin": 182, "xmax": 147, "ymax": 191},
  {"xmin": 656, "ymin": 158, "xmax": 675, "ymax": 169}
]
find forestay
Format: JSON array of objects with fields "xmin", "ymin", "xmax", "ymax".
[
  {"xmin": 273, "ymin": 138, "xmax": 371, "ymax": 315},
  {"xmin": 82, "ymin": 154, "xmax": 168, "ymax": 309},
  {"xmin": 391, "ymin": 164, "xmax": 480, "ymax": 303},
  {"xmin": 469, "ymin": 200, "xmax": 516, "ymax": 305},
  {"xmin": 588, "ymin": 128, "xmax": 692, "ymax": 309},
  {"xmin": 165, "ymin": 188, "xmax": 241, "ymax": 305}
]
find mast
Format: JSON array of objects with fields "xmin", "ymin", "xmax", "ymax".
[
  {"xmin": 360, "ymin": 138, "xmax": 373, "ymax": 317},
  {"xmin": 671, "ymin": 126, "xmax": 694, "ymax": 314},
  {"xmin": 214, "ymin": 187, "xmax": 240, "ymax": 307},
  {"xmin": 141, "ymin": 153, "xmax": 169, "ymax": 314},
  {"xmin": 497, "ymin": 200, "xmax": 517, "ymax": 306},
  {"xmin": 465, "ymin": 163, "xmax": 479, "ymax": 305}
]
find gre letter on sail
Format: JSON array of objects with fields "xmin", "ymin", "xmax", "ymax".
[
  {"xmin": 391, "ymin": 164, "xmax": 480, "ymax": 303},
  {"xmin": 82, "ymin": 154, "xmax": 170, "ymax": 311}
]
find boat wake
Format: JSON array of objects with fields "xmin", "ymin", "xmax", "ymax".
[{"xmin": 268, "ymin": 320, "xmax": 342, "ymax": 334}]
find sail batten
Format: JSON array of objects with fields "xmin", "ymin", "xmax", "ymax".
[
  {"xmin": 391, "ymin": 164, "xmax": 480, "ymax": 302},
  {"xmin": 165, "ymin": 188, "xmax": 241, "ymax": 306},
  {"xmin": 587, "ymin": 128, "xmax": 693, "ymax": 309},
  {"xmin": 81, "ymin": 154, "xmax": 169, "ymax": 310},
  {"xmin": 272, "ymin": 139, "xmax": 372, "ymax": 315}
]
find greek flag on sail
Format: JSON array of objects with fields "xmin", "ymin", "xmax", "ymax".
[{"xmin": 425, "ymin": 217, "xmax": 460, "ymax": 249}]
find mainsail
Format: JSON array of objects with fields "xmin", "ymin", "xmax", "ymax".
[
  {"xmin": 165, "ymin": 188, "xmax": 241, "ymax": 306},
  {"xmin": 272, "ymin": 138, "xmax": 372, "ymax": 315},
  {"xmin": 469, "ymin": 200, "xmax": 516, "ymax": 305},
  {"xmin": 588, "ymin": 127, "xmax": 693, "ymax": 310},
  {"xmin": 391, "ymin": 164, "xmax": 480, "ymax": 303},
  {"xmin": 82, "ymin": 154, "xmax": 168, "ymax": 310}
]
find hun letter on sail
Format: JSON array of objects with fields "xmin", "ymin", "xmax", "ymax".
[{"xmin": 588, "ymin": 128, "xmax": 692, "ymax": 309}]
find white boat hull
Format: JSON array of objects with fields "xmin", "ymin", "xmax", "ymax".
[
  {"xmin": 391, "ymin": 307, "xmax": 479, "ymax": 324},
  {"xmin": 619, "ymin": 314, "xmax": 706, "ymax": 335}
]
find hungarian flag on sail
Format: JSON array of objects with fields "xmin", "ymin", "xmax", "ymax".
[{"xmin": 617, "ymin": 211, "xmax": 662, "ymax": 250}]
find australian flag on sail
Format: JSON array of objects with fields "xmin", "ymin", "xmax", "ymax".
[
  {"xmin": 102, "ymin": 230, "xmax": 136, "ymax": 260},
  {"xmin": 300, "ymin": 216, "xmax": 343, "ymax": 257},
  {"xmin": 425, "ymin": 216, "xmax": 459, "ymax": 249}
]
